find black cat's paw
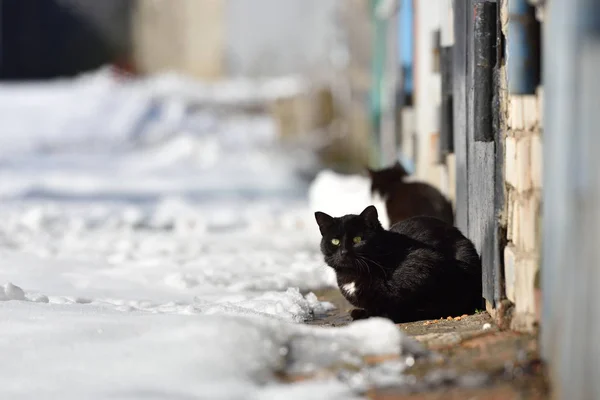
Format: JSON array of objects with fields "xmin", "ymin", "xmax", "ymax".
[
  {"xmin": 350, "ymin": 308, "xmax": 371, "ymax": 320},
  {"xmin": 350, "ymin": 308, "xmax": 392, "ymax": 320},
  {"xmin": 350, "ymin": 308, "xmax": 393, "ymax": 321}
]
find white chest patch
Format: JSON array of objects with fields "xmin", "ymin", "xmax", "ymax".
[{"xmin": 341, "ymin": 281, "xmax": 357, "ymax": 296}]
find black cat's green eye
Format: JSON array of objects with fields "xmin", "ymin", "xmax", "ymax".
[
  {"xmin": 331, "ymin": 238, "xmax": 340, "ymax": 246},
  {"xmin": 353, "ymin": 236, "xmax": 362, "ymax": 244}
]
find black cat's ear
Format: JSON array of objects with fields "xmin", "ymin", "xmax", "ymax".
[
  {"xmin": 314, "ymin": 211, "xmax": 334, "ymax": 234},
  {"xmin": 365, "ymin": 166, "xmax": 374, "ymax": 176},
  {"xmin": 393, "ymin": 161, "xmax": 409, "ymax": 176},
  {"xmin": 360, "ymin": 205, "xmax": 379, "ymax": 225}
]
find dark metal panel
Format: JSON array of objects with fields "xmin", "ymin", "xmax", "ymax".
[
  {"xmin": 440, "ymin": 45, "xmax": 454, "ymax": 160},
  {"xmin": 465, "ymin": 0, "xmax": 475, "ymax": 243},
  {"xmin": 452, "ymin": 0, "xmax": 469, "ymax": 234},
  {"xmin": 468, "ymin": 141, "xmax": 496, "ymax": 304},
  {"xmin": 468, "ymin": 0, "xmax": 498, "ymax": 305},
  {"xmin": 473, "ymin": 1, "xmax": 497, "ymax": 142},
  {"xmin": 492, "ymin": 0, "xmax": 507, "ymax": 308}
]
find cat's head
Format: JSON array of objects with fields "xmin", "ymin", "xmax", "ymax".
[
  {"xmin": 366, "ymin": 161, "xmax": 409, "ymax": 195},
  {"xmin": 314, "ymin": 205, "xmax": 383, "ymax": 272}
]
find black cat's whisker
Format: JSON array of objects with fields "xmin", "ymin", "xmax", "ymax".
[
  {"xmin": 359, "ymin": 259, "xmax": 372, "ymax": 283},
  {"xmin": 357, "ymin": 258, "xmax": 374, "ymax": 287},
  {"xmin": 352, "ymin": 258, "xmax": 365, "ymax": 277},
  {"xmin": 360, "ymin": 260, "xmax": 369, "ymax": 278},
  {"xmin": 374, "ymin": 261, "xmax": 388, "ymax": 276},
  {"xmin": 351, "ymin": 258, "xmax": 362, "ymax": 275},
  {"xmin": 352, "ymin": 257, "xmax": 368, "ymax": 285},
  {"xmin": 358, "ymin": 255, "xmax": 387, "ymax": 277}
]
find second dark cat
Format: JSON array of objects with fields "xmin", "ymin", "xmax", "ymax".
[
  {"xmin": 367, "ymin": 162, "xmax": 454, "ymax": 226},
  {"xmin": 315, "ymin": 205, "xmax": 482, "ymax": 323}
]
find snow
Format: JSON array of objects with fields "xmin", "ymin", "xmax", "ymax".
[
  {"xmin": 0, "ymin": 67, "xmax": 308, "ymax": 157},
  {"xmin": 256, "ymin": 381, "xmax": 364, "ymax": 400},
  {"xmin": 0, "ymin": 68, "xmax": 414, "ymax": 398},
  {"xmin": 0, "ymin": 299, "xmax": 405, "ymax": 399},
  {"xmin": 0, "ymin": 282, "xmax": 26, "ymax": 301},
  {"xmin": 308, "ymin": 169, "xmax": 390, "ymax": 228}
]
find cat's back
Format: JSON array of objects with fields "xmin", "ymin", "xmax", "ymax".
[
  {"xmin": 390, "ymin": 215, "xmax": 455, "ymax": 241},
  {"xmin": 385, "ymin": 181, "xmax": 454, "ymax": 225},
  {"xmin": 390, "ymin": 216, "xmax": 479, "ymax": 265}
]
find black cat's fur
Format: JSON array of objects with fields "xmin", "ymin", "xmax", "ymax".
[
  {"xmin": 367, "ymin": 162, "xmax": 454, "ymax": 226},
  {"xmin": 315, "ymin": 205, "xmax": 482, "ymax": 323}
]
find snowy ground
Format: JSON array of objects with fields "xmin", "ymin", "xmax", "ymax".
[{"xmin": 0, "ymin": 69, "xmax": 412, "ymax": 399}]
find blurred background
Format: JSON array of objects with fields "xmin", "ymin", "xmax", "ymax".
[
  {"xmin": 1, "ymin": 0, "xmax": 598, "ymax": 398},
  {"xmin": 1, "ymin": 0, "xmax": 400, "ymax": 176}
]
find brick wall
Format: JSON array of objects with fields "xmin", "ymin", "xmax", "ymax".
[{"xmin": 503, "ymin": 89, "xmax": 543, "ymax": 331}]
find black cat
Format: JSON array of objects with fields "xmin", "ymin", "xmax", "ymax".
[
  {"xmin": 314, "ymin": 205, "xmax": 482, "ymax": 323},
  {"xmin": 367, "ymin": 161, "xmax": 455, "ymax": 226}
]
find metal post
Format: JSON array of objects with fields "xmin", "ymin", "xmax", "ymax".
[
  {"xmin": 439, "ymin": 0, "xmax": 454, "ymax": 160},
  {"xmin": 468, "ymin": 0, "xmax": 500, "ymax": 309},
  {"xmin": 452, "ymin": 0, "xmax": 469, "ymax": 234},
  {"xmin": 542, "ymin": 0, "xmax": 600, "ymax": 399},
  {"xmin": 0, "ymin": 0, "xmax": 3, "ymax": 77}
]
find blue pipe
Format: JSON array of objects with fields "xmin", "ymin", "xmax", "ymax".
[
  {"xmin": 507, "ymin": 0, "xmax": 541, "ymax": 94},
  {"xmin": 399, "ymin": 0, "xmax": 414, "ymax": 100}
]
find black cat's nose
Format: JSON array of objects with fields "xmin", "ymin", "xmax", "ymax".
[{"xmin": 340, "ymin": 249, "xmax": 349, "ymax": 256}]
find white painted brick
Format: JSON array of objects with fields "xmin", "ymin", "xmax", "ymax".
[
  {"xmin": 516, "ymin": 135, "xmax": 533, "ymax": 192},
  {"xmin": 514, "ymin": 195, "xmax": 539, "ymax": 253},
  {"xmin": 522, "ymin": 95, "xmax": 539, "ymax": 131},
  {"xmin": 537, "ymin": 86, "xmax": 544, "ymax": 129},
  {"xmin": 505, "ymin": 136, "xmax": 518, "ymax": 188},
  {"xmin": 509, "ymin": 95, "xmax": 525, "ymax": 130},
  {"xmin": 510, "ymin": 192, "xmax": 521, "ymax": 246},
  {"xmin": 504, "ymin": 245, "xmax": 517, "ymax": 303},
  {"xmin": 511, "ymin": 257, "xmax": 539, "ymax": 332},
  {"xmin": 511, "ymin": 311, "xmax": 538, "ymax": 332},
  {"xmin": 506, "ymin": 135, "xmax": 533, "ymax": 192},
  {"xmin": 531, "ymin": 133, "xmax": 543, "ymax": 189},
  {"xmin": 514, "ymin": 255, "xmax": 539, "ymax": 316},
  {"xmin": 506, "ymin": 189, "xmax": 515, "ymax": 242}
]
